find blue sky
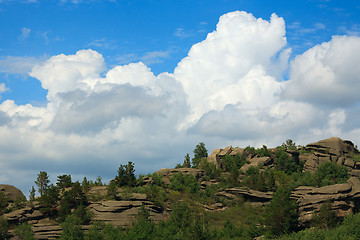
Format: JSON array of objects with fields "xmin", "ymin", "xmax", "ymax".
[{"xmin": 0, "ymin": 0, "xmax": 360, "ymax": 195}]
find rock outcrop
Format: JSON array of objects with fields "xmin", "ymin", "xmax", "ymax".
[
  {"xmin": 292, "ymin": 177, "xmax": 360, "ymax": 226},
  {"xmin": 0, "ymin": 185, "xmax": 25, "ymax": 202},
  {"xmin": 88, "ymin": 193, "xmax": 167, "ymax": 227},
  {"xmin": 301, "ymin": 137, "xmax": 359, "ymax": 172}
]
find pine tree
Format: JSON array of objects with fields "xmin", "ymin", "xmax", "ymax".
[{"xmin": 35, "ymin": 171, "xmax": 50, "ymax": 196}]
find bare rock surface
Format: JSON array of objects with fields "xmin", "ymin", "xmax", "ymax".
[
  {"xmin": 0, "ymin": 185, "xmax": 25, "ymax": 202},
  {"xmin": 293, "ymin": 177, "xmax": 360, "ymax": 226},
  {"xmin": 88, "ymin": 193, "xmax": 166, "ymax": 227}
]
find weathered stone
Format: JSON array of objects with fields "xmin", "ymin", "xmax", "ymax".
[
  {"xmin": 218, "ymin": 146, "xmax": 232, "ymax": 156},
  {"xmin": 0, "ymin": 185, "xmax": 25, "ymax": 202},
  {"xmin": 89, "ymin": 199, "xmax": 166, "ymax": 227},
  {"xmin": 229, "ymin": 147, "xmax": 245, "ymax": 157},
  {"xmin": 300, "ymin": 153, "xmax": 318, "ymax": 172},
  {"xmin": 350, "ymin": 169, "xmax": 360, "ymax": 177},
  {"xmin": 88, "ymin": 186, "xmax": 108, "ymax": 197},
  {"xmin": 32, "ymin": 220, "xmax": 62, "ymax": 240},
  {"xmin": 155, "ymin": 168, "xmax": 205, "ymax": 179},
  {"xmin": 306, "ymin": 137, "xmax": 357, "ymax": 157},
  {"xmin": 337, "ymin": 156, "xmax": 346, "ymax": 165},
  {"xmin": 344, "ymin": 158, "xmax": 355, "ymax": 168},
  {"xmin": 240, "ymin": 157, "xmax": 272, "ymax": 173},
  {"xmin": 210, "ymin": 148, "xmax": 222, "ymax": 156},
  {"xmin": 207, "ymin": 154, "xmax": 221, "ymax": 168},
  {"xmin": 222, "ymin": 187, "xmax": 273, "ymax": 203},
  {"xmin": 293, "ymin": 177, "xmax": 360, "ymax": 226}
]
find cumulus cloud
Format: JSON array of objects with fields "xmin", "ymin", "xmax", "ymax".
[
  {"xmin": 282, "ymin": 36, "xmax": 360, "ymax": 107},
  {"xmin": 174, "ymin": 11, "xmax": 289, "ymax": 124},
  {"xmin": 1, "ymin": 11, "xmax": 360, "ymax": 195}
]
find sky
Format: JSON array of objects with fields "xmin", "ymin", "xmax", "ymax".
[{"xmin": 0, "ymin": 0, "xmax": 360, "ymax": 196}]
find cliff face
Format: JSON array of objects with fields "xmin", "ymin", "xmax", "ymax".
[{"xmin": 2, "ymin": 137, "xmax": 360, "ymax": 238}]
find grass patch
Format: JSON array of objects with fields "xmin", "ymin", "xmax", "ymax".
[{"xmin": 205, "ymin": 202, "xmax": 264, "ymax": 229}]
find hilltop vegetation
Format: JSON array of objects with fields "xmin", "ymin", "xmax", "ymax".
[{"xmin": 1, "ymin": 137, "xmax": 360, "ymax": 239}]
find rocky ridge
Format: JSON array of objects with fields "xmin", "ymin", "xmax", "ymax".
[{"xmin": 2, "ymin": 137, "xmax": 360, "ymax": 238}]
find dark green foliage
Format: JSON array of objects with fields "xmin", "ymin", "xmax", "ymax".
[
  {"xmin": 95, "ymin": 176, "xmax": 103, "ymax": 186},
  {"xmin": 106, "ymin": 181, "xmax": 118, "ymax": 199},
  {"xmin": 126, "ymin": 205, "xmax": 155, "ymax": 240},
  {"xmin": 84, "ymin": 221, "xmax": 105, "ymax": 240},
  {"xmin": 35, "ymin": 171, "xmax": 50, "ymax": 196},
  {"xmin": 199, "ymin": 159, "xmax": 222, "ymax": 180},
  {"xmin": 169, "ymin": 172, "xmax": 200, "ymax": 193},
  {"xmin": 39, "ymin": 184, "xmax": 59, "ymax": 215},
  {"xmin": 279, "ymin": 212, "xmax": 360, "ymax": 239},
  {"xmin": 183, "ymin": 153, "xmax": 191, "ymax": 168},
  {"xmin": 216, "ymin": 218, "xmax": 245, "ymax": 239},
  {"xmin": 14, "ymin": 223, "xmax": 35, "ymax": 240},
  {"xmin": 275, "ymin": 148, "xmax": 302, "ymax": 174},
  {"xmin": 264, "ymin": 187, "xmax": 299, "ymax": 236},
  {"xmin": 192, "ymin": 142, "xmax": 208, "ymax": 168},
  {"xmin": 57, "ymin": 174, "xmax": 72, "ymax": 192},
  {"xmin": 243, "ymin": 167, "xmax": 275, "ymax": 192},
  {"xmin": 143, "ymin": 185, "xmax": 167, "ymax": 209},
  {"xmin": 0, "ymin": 192, "xmax": 9, "ymax": 215},
  {"xmin": 221, "ymin": 154, "xmax": 247, "ymax": 184},
  {"xmin": 255, "ymin": 145, "xmax": 271, "ymax": 157},
  {"xmin": 282, "ymin": 139, "xmax": 297, "ymax": 150},
  {"xmin": 114, "ymin": 161, "xmax": 136, "ymax": 187},
  {"xmin": 0, "ymin": 217, "xmax": 8, "ymax": 240},
  {"xmin": 151, "ymin": 173, "xmax": 163, "ymax": 186},
  {"xmin": 73, "ymin": 205, "xmax": 92, "ymax": 225},
  {"xmin": 82, "ymin": 177, "xmax": 90, "ymax": 193},
  {"xmin": 58, "ymin": 181, "xmax": 88, "ymax": 222},
  {"xmin": 313, "ymin": 162, "xmax": 349, "ymax": 187},
  {"xmin": 311, "ymin": 201, "xmax": 339, "ymax": 229},
  {"xmin": 60, "ymin": 214, "xmax": 84, "ymax": 240}
]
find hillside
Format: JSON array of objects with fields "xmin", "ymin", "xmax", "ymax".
[{"xmin": 1, "ymin": 137, "xmax": 360, "ymax": 239}]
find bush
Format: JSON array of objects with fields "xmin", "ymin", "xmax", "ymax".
[
  {"xmin": 114, "ymin": 161, "xmax": 136, "ymax": 187},
  {"xmin": 255, "ymin": 145, "xmax": 271, "ymax": 157},
  {"xmin": 311, "ymin": 201, "xmax": 339, "ymax": 229},
  {"xmin": 60, "ymin": 214, "xmax": 84, "ymax": 240},
  {"xmin": 314, "ymin": 162, "xmax": 349, "ymax": 187},
  {"xmin": 14, "ymin": 223, "xmax": 35, "ymax": 240},
  {"xmin": 169, "ymin": 172, "xmax": 200, "ymax": 193},
  {"xmin": 274, "ymin": 148, "xmax": 302, "ymax": 174},
  {"xmin": 264, "ymin": 187, "xmax": 299, "ymax": 236},
  {"xmin": 192, "ymin": 142, "xmax": 208, "ymax": 168},
  {"xmin": 0, "ymin": 217, "xmax": 8, "ymax": 239}
]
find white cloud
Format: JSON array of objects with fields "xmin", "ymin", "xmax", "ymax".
[
  {"xmin": 174, "ymin": 11, "xmax": 288, "ymax": 124},
  {"xmin": 1, "ymin": 11, "xmax": 360, "ymax": 197},
  {"xmin": 18, "ymin": 27, "xmax": 31, "ymax": 40},
  {"xmin": 0, "ymin": 56, "xmax": 46, "ymax": 75},
  {"xmin": 282, "ymin": 35, "xmax": 360, "ymax": 107},
  {"xmin": 0, "ymin": 83, "xmax": 8, "ymax": 93}
]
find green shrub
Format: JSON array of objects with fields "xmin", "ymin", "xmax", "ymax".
[
  {"xmin": 169, "ymin": 172, "xmax": 200, "ymax": 193},
  {"xmin": 311, "ymin": 201, "xmax": 339, "ymax": 229},
  {"xmin": 114, "ymin": 161, "xmax": 136, "ymax": 187},
  {"xmin": 264, "ymin": 187, "xmax": 299, "ymax": 236},
  {"xmin": 255, "ymin": 145, "xmax": 271, "ymax": 157},
  {"xmin": 274, "ymin": 148, "xmax": 302, "ymax": 174},
  {"xmin": 14, "ymin": 223, "xmax": 35, "ymax": 240},
  {"xmin": 314, "ymin": 162, "xmax": 348, "ymax": 187},
  {"xmin": 192, "ymin": 142, "xmax": 208, "ymax": 168},
  {"xmin": 60, "ymin": 214, "xmax": 84, "ymax": 240},
  {"xmin": 0, "ymin": 217, "xmax": 8, "ymax": 240}
]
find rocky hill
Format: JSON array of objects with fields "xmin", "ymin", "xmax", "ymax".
[{"xmin": 1, "ymin": 137, "xmax": 360, "ymax": 239}]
